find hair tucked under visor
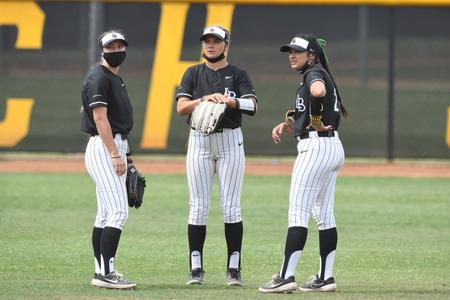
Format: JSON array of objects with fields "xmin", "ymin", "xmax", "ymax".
[{"xmin": 298, "ymin": 33, "xmax": 348, "ymax": 117}]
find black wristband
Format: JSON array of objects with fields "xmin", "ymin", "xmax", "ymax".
[{"xmin": 309, "ymin": 95, "xmax": 324, "ymax": 115}]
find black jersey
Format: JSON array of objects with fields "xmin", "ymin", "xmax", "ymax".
[
  {"xmin": 292, "ymin": 65, "xmax": 341, "ymax": 137},
  {"xmin": 80, "ymin": 65, "xmax": 133, "ymax": 136},
  {"xmin": 176, "ymin": 63, "xmax": 257, "ymax": 129}
]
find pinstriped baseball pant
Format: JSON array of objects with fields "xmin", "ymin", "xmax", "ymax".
[
  {"xmin": 85, "ymin": 134, "xmax": 129, "ymax": 230},
  {"xmin": 288, "ymin": 132, "xmax": 345, "ymax": 230},
  {"xmin": 187, "ymin": 128, "xmax": 245, "ymax": 225}
]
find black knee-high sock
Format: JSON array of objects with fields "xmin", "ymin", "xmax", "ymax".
[
  {"xmin": 280, "ymin": 226, "xmax": 308, "ymax": 279},
  {"xmin": 92, "ymin": 227, "xmax": 103, "ymax": 274},
  {"xmin": 188, "ymin": 224, "xmax": 206, "ymax": 270},
  {"xmin": 225, "ymin": 221, "xmax": 243, "ymax": 270},
  {"xmin": 319, "ymin": 227, "xmax": 338, "ymax": 279},
  {"xmin": 100, "ymin": 226, "xmax": 122, "ymax": 275}
]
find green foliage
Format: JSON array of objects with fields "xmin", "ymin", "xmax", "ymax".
[{"xmin": 0, "ymin": 173, "xmax": 449, "ymax": 299}]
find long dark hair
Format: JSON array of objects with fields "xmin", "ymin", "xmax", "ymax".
[{"xmin": 299, "ymin": 33, "xmax": 348, "ymax": 117}]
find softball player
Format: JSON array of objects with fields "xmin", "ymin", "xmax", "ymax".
[
  {"xmin": 80, "ymin": 30, "xmax": 136, "ymax": 289},
  {"xmin": 176, "ymin": 25, "xmax": 257, "ymax": 286},
  {"xmin": 259, "ymin": 34, "xmax": 347, "ymax": 293}
]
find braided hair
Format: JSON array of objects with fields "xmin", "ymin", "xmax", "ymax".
[{"xmin": 298, "ymin": 33, "xmax": 348, "ymax": 117}]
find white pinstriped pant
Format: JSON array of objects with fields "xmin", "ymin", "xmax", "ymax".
[
  {"xmin": 85, "ymin": 134, "xmax": 129, "ymax": 230},
  {"xmin": 288, "ymin": 132, "xmax": 345, "ymax": 230},
  {"xmin": 187, "ymin": 128, "xmax": 245, "ymax": 225}
]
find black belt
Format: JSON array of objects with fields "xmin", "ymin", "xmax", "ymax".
[
  {"xmin": 90, "ymin": 133, "xmax": 128, "ymax": 140},
  {"xmin": 299, "ymin": 131, "xmax": 335, "ymax": 140},
  {"xmin": 116, "ymin": 133, "xmax": 128, "ymax": 140}
]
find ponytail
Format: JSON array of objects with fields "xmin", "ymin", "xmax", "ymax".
[{"xmin": 313, "ymin": 37, "xmax": 349, "ymax": 118}]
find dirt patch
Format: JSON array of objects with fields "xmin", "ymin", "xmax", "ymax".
[{"xmin": 0, "ymin": 156, "xmax": 449, "ymax": 177}]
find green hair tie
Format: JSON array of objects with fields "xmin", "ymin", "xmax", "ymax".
[{"xmin": 316, "ymin": 38, "xmax": 329, "ymax": 64}]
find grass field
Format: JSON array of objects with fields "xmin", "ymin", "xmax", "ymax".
[{"xmin": 0, "ymin": 173, "xmax": 449, "ymax": 299}]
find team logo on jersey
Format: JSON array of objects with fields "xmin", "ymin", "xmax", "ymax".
[
  {"xmin": 224, "ymin": 87, "xmax": 237, "ymax": 98},
  {"xmin": 296, "ymin": 94, "xmax": 306, "ymax": 112}
]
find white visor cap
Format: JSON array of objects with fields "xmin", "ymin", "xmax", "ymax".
[
  {"xmin": 200, "ymin": 26, "xmax": 228, "ymax": 43},
  {"xmin": 99, "ymin": 32, "xmax": 128, "ymax": 49},
  {"xmin": 280, "ymin": 37, "xmax": 310, "ymax": 52}
]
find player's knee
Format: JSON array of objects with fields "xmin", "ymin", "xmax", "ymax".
[
  {"xmin": 318, "ymin": 217, "xmax": 336, "ymax": 231},
  {"xmin": 288, "ymin": 209, "xmax": 310, "ymax": 228},
  {"xmin": 189, "ymin": 208, "xmax": 208, "ymax": 225},
  {"xmin": 189, "ymin": 219, "xmax": 207, "ymax": 226},
  {"xmin": 188, "ymin": 214, "xmax": 208, "ymax": 225},
  {"xmin": 106, "ymin": 209, "xmax": 128, "ymax": 229},
  {"xmin": 190, "ymin": 206, "xmax": 208, "ymax": 217},
  {"xmin": 223, "ymin": 208, "xmax": 241, "ymax": 223},
  {"xmin": 289, "ymin": 220, "xmax": 309, "ymax": 228},
  {"xmin": 94, "ymin": 212, "xmax": 108, "ymax": 228}
]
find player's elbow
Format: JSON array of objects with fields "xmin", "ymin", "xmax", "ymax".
[
  {"xmin": 310, "ymin": 81, "xmax": 326, "ymax": 98},
  {"xmin": 253, "ymin": 103, "xmax": 259, "ymax": 115},
  {"xmin": 176, "ymin": 98, "xmax": 191, "ymax": 116},
  {"xmin": 176, "ymin": 105, "xmax": 189, "ymax": 116}
]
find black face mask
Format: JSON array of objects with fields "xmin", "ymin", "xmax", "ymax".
[
  {"xmin": 103, "ymin": 51, "xmax": 126, "ymax": 67},
  {"xmin": 202, "ymin": 52, "xmax": 225, "ymax": 63}
]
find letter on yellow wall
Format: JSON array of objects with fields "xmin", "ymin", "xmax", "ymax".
[
  {"xmin": 0, "ymin": 99, "xmax": 35, "ymax": 147},
  {"xmin": 0, "ymin": 1, "xmax": 45, "ymax": 49},
  {"xmin": 140, "ymin": 3, "xmax": 235, "ymax": 149},
  {"xmin": 447, "ymin": 107, "xmax": 450, "ymax": 148},
  {"xmin": 0, "ymin": 1, "xmax": 44, "ymax": 147}
]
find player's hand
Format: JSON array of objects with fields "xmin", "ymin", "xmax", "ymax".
[
  {"xmin": 272, "ymin": 122, "xmax": 288, "ymax": 144},
  {"xmin": 205, "ymin": 93, "xmax": 228, "ymax": 103},
  {"xmin": 222, "ymin": 97, "xmax": 237, "ymax": 108},
  {"xmin": 308, "ymin": 122, "xmax": 333, "ymax": 132},
  {"xmin": 112, "ymin": 156, "xmax": 126, "ymax": 176}
]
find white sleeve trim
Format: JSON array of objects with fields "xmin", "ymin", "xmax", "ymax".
[
  {"xmin": 89, "ymin": 101, "xmax": 107, "ymax": 107},
  {"xmin": 308, "ymin": 78, "xmax": 325, "ymax": 87},
  {"xmin": 237, "ymin": 98, "xmax": 256, "ymax": 112},
  {"xmin": 240, "ymin": 93, "xmax": 257, "ymax": 99},
  {"xmin": 176, "ymin": 92, "xmax": 193, "ymax": 99}
]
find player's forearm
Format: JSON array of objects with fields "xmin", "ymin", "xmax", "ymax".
[
  {"xmin": 283, "ymin": 122, "xmax": 294, "ymax": 133},
  {"xmin": 95, "ymin": 119, "xmax": 120, "ymax": 157},
  {"xmin": 235, "ymin": 97, "xmax": 257, "ymax": 116},
  {"xmin": 177, "ymin": 97, "xmax": 201, "ymax": 116}
]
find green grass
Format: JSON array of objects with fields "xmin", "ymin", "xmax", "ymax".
[{"xmin": 0, "ymin": 173, "xmax": 449, "ymax": 299}]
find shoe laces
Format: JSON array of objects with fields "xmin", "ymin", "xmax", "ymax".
[
  {"xmin": 272, "ymin": 273, "xmax": 281, "ymax": 281},
  {"xmin": 191, "ymin": 268, "xmax": 203, "ymax": 277},
  {"xmin": 110, "ymin": 271, "xmax": 124, "ymax": 279},
  {"xmin": 310, "ymin": 274, "xmax": 323, "ymax": 284},
  {"xmin": 228, "ymin": 268, "xmax": 240, "ymax": 276}
]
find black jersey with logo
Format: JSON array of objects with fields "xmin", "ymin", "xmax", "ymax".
[
  {"xmin": 293, "ymin": 65, "xmax": 341, "ymax": 137},
  {"xmin": 80, "ymin": 65, "xmax": 133, "ymax": 136},
  {"xmin": 176, "ymin": 63, "xmax": 257, "ymax": 129}
]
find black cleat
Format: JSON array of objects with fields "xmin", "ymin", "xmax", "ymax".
[
  {"xmin": 299, "ymin": 274, "xmax": 336, "ymax": 292},
  {"xmin": 226, "ymin": 268, "xmax": 243, "ymax": 286},
  {"xmin": 186, "ymin": 268, "xmax": 204, "ymax": 285},
  {"xmin": 90, "ymin": 273, "xmax": 103, "ymax": 286},
  {"xmin": 91, "ymin": 271, "xmax": 137, "ymax": 289},
  {"xmin": 258, "ymin": 273, "xmax": 298, "ymax": 293}
]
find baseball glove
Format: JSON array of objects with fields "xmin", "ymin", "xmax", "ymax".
[
  {"xmin": 285, "ymin": 109, "xmax": 296, "ymax": 125},
  {"xmin": 190, "ymin": 100, "xmax": 227, "ymax": 134},
  {"xmin": 126, "ymin": 158, "xmax": 146, "ymax": 209}
]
